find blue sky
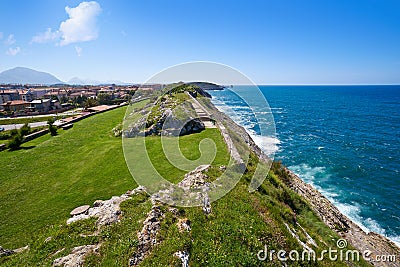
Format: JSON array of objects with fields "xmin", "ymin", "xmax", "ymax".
[{"xmin": 0, "ymin": 0, "xmax": 399, "ymax": 84}]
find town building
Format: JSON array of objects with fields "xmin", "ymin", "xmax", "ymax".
[{"xmin": 1, "ymin": 100, "xmax": 30, "ymax": 112}]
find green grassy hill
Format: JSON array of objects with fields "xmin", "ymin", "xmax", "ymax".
[
  {"xmin": 0, "ymin": 105, "xmax": 136, "ymax": 248},
  {"xmin": 0, "ymin": 92, "xmax": 372, "ymax": 266}
]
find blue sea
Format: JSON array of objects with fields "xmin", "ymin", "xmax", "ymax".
[{"xmin": 209, "ymin": 85, "xmax": 400, "ymax": 246}]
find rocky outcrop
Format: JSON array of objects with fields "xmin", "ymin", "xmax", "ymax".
[
  {"xmin": 187, "ymin": 82, "xmax": 224, "ymax": 92},
  {"xmin": 69, "ymin": 205, "xmax": 90, "ymax": 217},
  {"xmin": 53, "ymin": 244, "xmax": 100, "ymax": 267},
  {"xmin": 283, "ymin": 169, "xmax": 351, "ymax": 231},
  {"xmin": 67, "ymin": 186, "xmax": 146, "ymax": 227},
  {"xmin": 0, "ymin": 246, "xmax": 14, "ymax": 257},
  {"xmin": 0, "ymin": 245, "xmax": 28, "ymax": 258},
  {"xmin": 147, "ymin": 108, "xmax": 205, "ymax": 137},
  {"xmin": 177, "ymin": 218, "xmax": 191, "ymax": 232},
  {"xmin": 64, "ymin": 165, "xmax": 210, "ymax": 266},
  {"xmin": 61, "ymin": 187, "xmax": 147, "ymax": 266},
  {"xmin": 124, "ymin": 101, "xmax": 205, "ymax": 137},
  {"xmin": 174, "ymin": 250, "xmax": 190, "ymax": 267},
  {"xmin": 129, "ymin": 204, "xmax": 164, "ymax": 266},
  {"xmin": 152, "ymin": 165, "xmax": 214, "ymax": 212}
]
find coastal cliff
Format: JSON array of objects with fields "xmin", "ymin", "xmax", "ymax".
[
  {"xmin": 198, "ymin": 92, "xmax": 400, "ymax": 267},
  {"xmin": 1, "ymin": 84, "xmax": 398, "ymax": 266},
  {"xmin": 282, "ymin": 168, "xmax": 400, "ymax": 267}
]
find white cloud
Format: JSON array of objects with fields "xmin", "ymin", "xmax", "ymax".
[
  {"xmin": 59, "ymin": 1, "xmax": 102, "ymax": 46},
  {"xmin": 75, "ymin": 46, "xmax": 83, "ymax": 56},
  {"xmin": 6, "ymin": 46, "xmax": 20, "ymax": 56},
  {"xmin": 4, "ymin": 34, "xmax": 16, "ymax": 45},
  {"xmin": 31, "ymin": 28, "xmax": 60, "ymax": 44}
]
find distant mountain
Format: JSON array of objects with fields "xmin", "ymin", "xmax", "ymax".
[
  {"xmin": 0, "ymin": 67, "xmax": 63, "ymax": 85},
  {"xmin": 68, "ymin": 77, "xmax": 132, "ymax": 85},
  {"xmin": 67, "ymin": 77, "xmax": 100, "ymax": 85}
]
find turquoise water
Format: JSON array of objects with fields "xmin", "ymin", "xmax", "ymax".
[{"xmin": 209, "ymin": 85, "xmax": 400, "ymax": 245}]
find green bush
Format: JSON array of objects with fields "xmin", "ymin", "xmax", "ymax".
[
  {"xmin": 9, "ymin": 129, "xmax": 18, "ymax": 136},
  {"xmin": 6, "ymin": 124, "xmax": 33, "ymax": 150},
  {"xmin": 0, "ymin": 132, "xmax": 12, "ymax": 140},
  {"xmin": 19, "ymin": 123, "xmax": 31, "ymax": 136},
  {"xmin": 47, "ymin": 118, "xmax": 58, "ymax": 136},
  {"xmin": 7, "ymin": 133, "xmax": 23, "ymax": 150}
]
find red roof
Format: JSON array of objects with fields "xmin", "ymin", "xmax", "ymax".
[{"xmin": 1, "ymin": 100, "xmax": 30, "ymax": 106}]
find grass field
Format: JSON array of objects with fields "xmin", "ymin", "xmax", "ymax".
[
  {"xmin": 0, "ymin": 100, "xmax": 230, "ymax": 248},
  {"xmin": 0, "ymin": 105, "xmax": 136, "ymax": 248},
  {"xmin": 0, "ymin": 115, "xmax": 72, "ymax": 125}
]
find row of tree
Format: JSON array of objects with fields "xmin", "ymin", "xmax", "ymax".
[{"xmin": 55, "ymin": 91, "xmax": 135, "ymax": 107}]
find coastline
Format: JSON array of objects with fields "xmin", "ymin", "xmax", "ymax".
[{"xmin": 201, "ymin": 96, "xmax": 400, "ymax": 266}]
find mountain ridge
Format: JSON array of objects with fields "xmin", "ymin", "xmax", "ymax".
[
  {"xmin": 0, "ymin": 67, "xmax": 62, "ymax": 85},
  {"xmin": 0, "ymin": 67, "xmax": 132, "ymax": 85}
]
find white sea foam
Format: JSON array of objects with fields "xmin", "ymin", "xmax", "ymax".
[
  {"xmin": 211, "ymin": 97, "xmax": 280, "ymax": 157},
  {"xmin": 288, "ymin": 164, "xmax": 329, "ymax": 184},
  {"xmin": 288, "ymin": 163, "xmax": 400, "ymax": 248},
  {"xmin": 250, "ymin": 133, "xmax": 281, "ymax": 156}
]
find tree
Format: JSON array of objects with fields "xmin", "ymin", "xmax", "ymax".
[
  {"xmin": 19, "ymin": 123, "xmax": 31, "ymax": 136},
  {"xmin": 60, "ymin": 95, "xmax": 69, "ymax": 104},
  {"xmin": 48, "ymin": 117, "xmax": 58, "ymax": 136},
  {"xmin": 83, "ymin": 98, "xmax": 98, "ymax": 109},
  {"xmin": 73, "ymin": 95, "xmax": 88, "ymax": 107},
  {"xmin": 8, "ymin": 133, "xmax": 23, "ymax": 150},
  {"xmin": 97, "ymin": 93, "xmax": 113, "ymax": 105},
  {"xmin": 7, "ymin": 124, "xmax": 30, "ymax": 150}
]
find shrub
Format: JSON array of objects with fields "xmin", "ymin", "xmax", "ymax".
[
  {"xmin": 8, "ymin": 133, "xmax": 23, "ymax": 150},
  {"xmin": 19, "ymin": 123, "xmax": 31, "ymax": 136},
  {"xmin": 47, "ymin": 118, "xmax": 58, "ymax": 136},
  {"xmin": 0, "ymin": 132, "xmax": 12, "ymax": 140},
  {"xmin": 9, "ymin": 129, "xmax": 18, "ymax": 136},
  {"xmin": 7, "ymin": 124, "xmax": 32, "ymax": 150}
]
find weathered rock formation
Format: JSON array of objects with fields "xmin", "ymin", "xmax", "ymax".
[
  {"xmin": 129, "ymin": 204, "xmax": 164, "ymax": 266},
  {"xmin": 67, "ymin": 186, "xmax": 146, "ymax": 227},
  {"xmin": 0, "ymin": 245, "xmax": 28, "ymax": 258},
  {"xmin": 53, "ymin": 244, "xmax": 100, "ymax": 267},
  {"xmin": 174, "ymin": 250, "xmax": 190, "ymax": 267},
  {"xmin": 124, "ymin": 101, "xmax": 205, "ymax": 137},
  {"xmin": 0, "ymin": 246, "xmax": 14, "ymax": 258},
  {"xmin": 151, "ymin": 164, "xmax": 214, "ymax": 211},
  {"xmin": 282, "ymin": 168, "xmax": 400, "ymax": 267}
]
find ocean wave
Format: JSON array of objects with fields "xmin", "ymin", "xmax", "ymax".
[
  {"xmin": 288, "ymin": 163, "xmax": 400, "ymax": 247},
  {"xmin": 287, "ymin": 163, "xmax": 329, "ymax": 184},
  {"xmin": 335, "ymin": 202, "xmax": 400, "ymax": 247},
  {"xmin": 212, "ymin": 97, "xmax": 280, "ymax": 156},
  {"xmin": 250, "ymin": 133, "xmax": 281, "ymax": 156}
]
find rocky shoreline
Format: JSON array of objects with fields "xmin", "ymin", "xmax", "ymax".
[{"xmin": 283, "ymin": 168, "xmax": 399, "ymax": 267}]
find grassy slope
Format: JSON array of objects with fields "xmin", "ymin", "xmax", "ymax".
[
  {"xmin": 141, "ymin": 128, "xmax": 230, "ymax": 183},
  {"xmin": 0, "ymin": 105, "xmax": 137, "ymax": 248}
]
